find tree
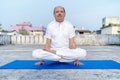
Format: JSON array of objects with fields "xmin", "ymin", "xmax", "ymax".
[{"xmin": 19, "ymin": 27, "xmax": 29, "ymax": 35}]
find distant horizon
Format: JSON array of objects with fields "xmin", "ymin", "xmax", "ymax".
[{"xmin": 0, "ymin": 0, "xmax": 120, "ymax": 31}]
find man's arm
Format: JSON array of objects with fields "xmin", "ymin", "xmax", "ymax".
[
  {"xmin": 69, "ymin": 37, "xmax": 76, "ymax": 49},
  {"xmin": 43, "ymin": 38, "xmax": 56, "ymax": 54},
  {"xmin": 44, "ymin": 38, "xmax": 51, "ymax": 50},
  {"xmin": 69, "ymin": 37, "xmax": 82, "ymax": 65}
]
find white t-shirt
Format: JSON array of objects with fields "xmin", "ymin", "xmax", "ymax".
[{"xmin": 45, "ymin": 20, "xmax": 75, "ymax": 48}]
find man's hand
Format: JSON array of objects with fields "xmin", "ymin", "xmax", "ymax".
[
  {"xmin": 69, "ymin": 37, "xmax": 76, "ymax": 49},
  {"xmin": 43, "ymin": 48, "xmax": 56, "ymax": 54}
]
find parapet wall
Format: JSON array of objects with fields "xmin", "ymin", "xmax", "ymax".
[
  {"xmin": 0, "ymin": 34, "xmax": 120, "ymax": 46},
  {"xmin": 75, "ymin": 34, "xmax": 120, "ymax": 46}
]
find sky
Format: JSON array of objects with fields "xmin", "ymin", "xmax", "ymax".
[{"xmin": 0, "ymin": 0, "xmax": 120, "ymax": 31}]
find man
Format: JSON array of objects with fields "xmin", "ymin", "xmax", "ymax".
[{"xmin": 32, "ymin": 6, "xmax": 87, "ymax": 65}]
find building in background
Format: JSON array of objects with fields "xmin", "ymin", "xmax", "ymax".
[
  {"xmin": 101, "ymin": 17, "xmax": 120, "ymax": 34},
  {"xmin": 75, "ymin": 27, "xmax": 91, "ymax": 35},
  {"xmin": 0, "ymin": 30, "xmax": 18, "ymax": 35},
  {"xmin": 93, "ymin": 30, "xmax": 101, "ymax": 34},
  {"xmin": 8, "ymin": 22, "xmax": 46, "ymax": 36}
]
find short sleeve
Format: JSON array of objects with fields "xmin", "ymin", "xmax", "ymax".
[{"xmin": 45, "ymin": 26, "xmax": 52, "ymax": 39}]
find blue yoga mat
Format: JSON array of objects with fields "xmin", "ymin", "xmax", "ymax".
[{"xmin": 0, "ymin": 60, "xmax": 120, "ymax": 69}]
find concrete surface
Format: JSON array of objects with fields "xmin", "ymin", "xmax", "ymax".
[{"xmin": 0, "ymin": 45, "xmax": 120, "ymax": 80}]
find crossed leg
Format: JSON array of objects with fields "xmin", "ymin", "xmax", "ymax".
[
  {"xmin": 32, "ymin": 49, "xmax": 61, "ymax": 65},
  {"xmin": 32, "ymin": 48, "xmax": 87, "ymax": 66}
]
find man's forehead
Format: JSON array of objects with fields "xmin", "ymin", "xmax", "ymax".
[{"xmin": 55, "ymin": 7, "xmax": 64, "ymax": 11}]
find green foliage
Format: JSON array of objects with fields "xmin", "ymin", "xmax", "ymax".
[{"xmin": 19, "ymin": 28, "xmax": 29, "ymax": 35}]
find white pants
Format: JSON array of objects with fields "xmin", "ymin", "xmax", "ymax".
[{"xmin": 32, "ymin": 48, "xmax": 87, "ymax": 62}]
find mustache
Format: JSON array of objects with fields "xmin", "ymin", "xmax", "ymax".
[{"xmin": 57, "ymin": 14, "xmax": 62, "ymax": 17}]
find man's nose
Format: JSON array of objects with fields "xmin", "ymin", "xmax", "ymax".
[{"xmin": 58, "ymin": 13, "xmax": 62, "ymax": 14}]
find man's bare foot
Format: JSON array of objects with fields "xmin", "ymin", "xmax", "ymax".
[
  {"xmin": 74, "ymin": 60, "xmax": 83, "ymax": 66},
  {"xmin": 35, "ymin": 60, "xmax": 44, "ymax": 65}
]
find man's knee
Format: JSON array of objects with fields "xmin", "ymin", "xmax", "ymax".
[
  {"xmin": 74, "ymin": 48, "xmax": 87, "ymax": 58},
  {"xmin": 32, "ymin": 49, "xmax": 41, "ymax": 58},
  {"xmin": 80, "ymin": 49, "xmax": 87, "ymax": 58},
  {"xmin": 82, "ymin": 49, "xmax": 87, "ymax": 55}
]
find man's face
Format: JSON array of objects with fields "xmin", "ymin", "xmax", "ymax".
[{"xmin": 54, "ymin": 7, "xmax": 66, "ymax": 23}]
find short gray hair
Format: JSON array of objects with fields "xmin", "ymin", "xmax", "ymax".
[{"xmin": 53, "ymin": 6, "xmax": 66, "ymax": 14}]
